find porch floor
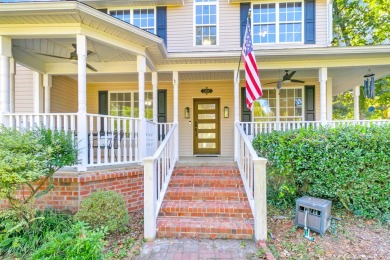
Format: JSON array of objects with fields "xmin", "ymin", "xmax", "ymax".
[{"xmin": 178, "ymin": 156, "xmax": 235, "ymax": 167}]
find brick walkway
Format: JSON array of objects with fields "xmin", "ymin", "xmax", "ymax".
[{"xmin": 136, "ymin": 238, "xmax": 260, "ymax": 260}]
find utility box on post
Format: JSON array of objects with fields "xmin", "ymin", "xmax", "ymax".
[{"xmin": 295, "ymin": 196, "xmax": 332, "ymax": 236}]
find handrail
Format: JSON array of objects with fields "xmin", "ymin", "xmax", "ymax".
[
  {"xmin": 143, "ymin": 123, "xmax": 178, "ymax": 241},
  {"xmin": 236, "ymin": 122, "xmax": 267, "ymax": 241}
]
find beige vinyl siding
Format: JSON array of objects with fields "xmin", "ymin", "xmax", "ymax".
[
  {"xmin": 167, "ymin": 0, "xmax": 328, "ymax": 53},
  {"xmin": 51, "ymin": 76, "xmax": 78, "ymax": 113},
  {"xmin": 179, "ymin": 80, "xmax": 234, "ymax": 156},
  {"xmin": 14, "ymin": 64, "xmax": 34, "ymax": 113}
]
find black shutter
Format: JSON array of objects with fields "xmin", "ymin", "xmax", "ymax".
[
  {"xmin": 98, "ymin": 91, "xmax": 108, "ymax": 133},
  {"xmin": 241, "ymin": 87, "xmax": 251, "ymax": 122},
  {"xmin": 240, "ymin": 3, "xmax": 250, "ymax": 47},
  {"xmin": 158, "ymin": 90, "xmax": 167, "ymax": 123},
  {"xmin": 304, "ymin": 0, "xmax": 316, "ymax": 44},
  {"xmin": 156, "ymin": 7, "xmax": 167, "ymax": 46},
  {"xmin": 305, "ymin": 86, "xmax": 315, "ymax": 121}
]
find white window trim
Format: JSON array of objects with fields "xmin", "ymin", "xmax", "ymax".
[
  {"xmin": 251, "ymin": 0, "xmax": 304, "ymax": 45},
  {"xmin": 108, "ymin": 91, "xmax": 153, "ymax": 118},
  {"xmin": 108, "ymin": 7, "xmax": 157, "ymax": 34},
  {"xmin": 252, "ymin": 86, "xmax": 305, "ymax": 121},
  {"xmin": 193, "ymin": 0, "xmax": 219, "ymax": 47}
]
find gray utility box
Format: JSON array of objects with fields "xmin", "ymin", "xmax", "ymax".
[{"xmin": 295, "ymin": 196, "xmax": 332, "ymax": 236}]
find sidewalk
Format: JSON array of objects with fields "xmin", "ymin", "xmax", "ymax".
[{"xmin": 136, "ymin": 238, "xmax": 261, "ymax": 259}]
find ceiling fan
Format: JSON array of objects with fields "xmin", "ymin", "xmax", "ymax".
[
  {"xmin": 265, "ymin": 70, "xmax": 305, "ymax": 89},
  {"xmin": 36, "ymin": 44, "xmax": 97, "ymax": 72}
]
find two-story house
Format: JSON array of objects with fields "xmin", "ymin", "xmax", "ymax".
[{"xmin": 0, "ymin": 0, "xmax": 389, "ymax": 241}]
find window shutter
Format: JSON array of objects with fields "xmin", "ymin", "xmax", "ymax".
[
  {"xmin": 304, "ymin": 86, "xmax": 315, "ymax": 121},
  {"xmin": 241, "ymin": 87, "xmax": 251, "ymax": 122},
  {"xmin": 98, "ymin": 91, "xmax": 108, "ymax": 133},
  {"xmin": 158, "ymin": 90, "xmax": 167, "ymax": 123},
  {"xmin": 304, "ymin": 0, "xmax": 316, "ymax": 44},
  {"xmin": 156, "ymin": 7, "xmax": 167, "ymax": 46},
  {"xmin": 240, "ymin": 3, "xmax": 250, "ymax": 47}
]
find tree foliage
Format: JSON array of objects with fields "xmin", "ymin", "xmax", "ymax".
[
  {"xmin": 332, "ymin": 0, "xmax": 390, "ymax": 119},
  {"xmin": 0, "ymin": 127, "xmax": 78, "ymax": 224}
]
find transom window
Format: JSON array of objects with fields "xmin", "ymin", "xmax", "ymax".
[
  {"xmin": 194, "ymin": 0, "xmax": 218, "ymax": 46},
  {"xmin": 109, "ymin": 92, "xmax": 153, "ymax": 119},
  {"xmin": 254, "ymin": 88, "xmax": 303, "ymax": 121},
  {"xmin": 252, "ymin": 2, "xmax": 303, "ymax": 44},
  {"xmin": 109, "ymin": 9, "xmax": 155, "ymax": 34}
]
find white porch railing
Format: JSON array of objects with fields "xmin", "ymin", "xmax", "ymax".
[
  {"xmin": 240, "ymin": 120, "xmax": 390, "ymax": 141},
  {"xmin": 5, "ymin": 113, "xmax": 77, "ymax": 133},
  {"xmin": 86, "ymin": 114, "xmax": 143, "ymax": 166},
  {"xmin": 236, "ymin": 122, "xmax": 268, "ymax": 241},
  {"xmin": 157, "ymin": 122, "xmax": 174, "ymax": 142},
  {"xmin": 143, "ymin": 123, "xmax": 178, "ymax": 241},
  {"xmin": 146, "ymin": 119, "xmax": 158, "ymax": 157}
]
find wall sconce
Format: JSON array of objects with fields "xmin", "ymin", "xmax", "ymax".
[
  {"xmin": 224, "ymin": 106, "xmax": 229, "ymax": 118},
  {"xmin": 185, "ymin": 107, "xmax": 190, "ymax": 119}
]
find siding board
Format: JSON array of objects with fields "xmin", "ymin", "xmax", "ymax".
[{"xmin": 15, "ymin": 64, "xmax": 34, "ymax": 113}]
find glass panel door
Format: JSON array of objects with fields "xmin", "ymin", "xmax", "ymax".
[{"xmin": 193, "ymin": 99, "xmax": 220, "ymax": 154}]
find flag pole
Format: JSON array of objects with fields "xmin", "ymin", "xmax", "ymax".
[{"xmin": 235, "ymin": 9, "xmax": 252, "ymax": 83}]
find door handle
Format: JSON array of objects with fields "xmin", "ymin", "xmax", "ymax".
[{"xmin": 194, "ymin": 121, "xmax": 198, "ymax": 132}]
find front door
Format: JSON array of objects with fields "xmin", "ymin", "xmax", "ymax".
[{"xmin": 193, "ymin": 99, "xmax": 220, "ymax": 155}]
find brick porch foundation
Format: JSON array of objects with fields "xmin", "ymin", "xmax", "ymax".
[{"xmin": 0, "ymin": 166, "xmax": 144, "ymax": 214}]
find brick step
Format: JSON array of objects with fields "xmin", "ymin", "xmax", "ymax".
[
  {"xmin": 172, "ymin": 166, "xmax": 240, "ymax": 177},
  {"xmin": 169, "ymin": 175, "xmax": 243, "ymax": 188},
  {"xmin": 164, "ymin": 187, "xmax": 248, "ymax": 201},
  {"xmin": 159, "ymin": 200, "xmax": 253, "ymax": 219},
  {"xmin": 157, "ymin": 217, "xmax": 254, "ymax": 240}
]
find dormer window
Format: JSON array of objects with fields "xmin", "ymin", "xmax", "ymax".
[
  {"xmin": 110, "ymin": 8, "xmax": 155, "ymax": 34},
  {"xmin": 194, "ymin": 0, "xmax": 218, "ymax": 46},
  {"xmin": 252, "ymin": 2, "xmax": 303, "ymax": 44}
]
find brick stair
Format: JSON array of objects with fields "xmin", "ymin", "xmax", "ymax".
[{"xmin": 157, "ymin": 165, "xmax": 254, "ymax": 239}]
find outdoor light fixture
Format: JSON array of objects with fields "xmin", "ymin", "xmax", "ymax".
[
  {"xmin": 145, "ymin": 99, "xmax": 152, "ymax": 106},
  {"xmin": 184, "ymin": 107, "xmax": 190, "ymax": 119},
  {"xmin": 201, "ymin": 87, "xmax": 213, "ymax": 95},
  {"xmin": 224, "ymin": 106, "xmax": 229, "ymax": 118}
]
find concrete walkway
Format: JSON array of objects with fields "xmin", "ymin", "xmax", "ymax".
[{"xmin": 136, "ymin": 238, "xmax": 261, "ymax": 260}]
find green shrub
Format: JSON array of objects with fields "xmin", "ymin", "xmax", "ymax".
[
  {"xmin": 31, "ymin": 221, "xmax": 105, "ymax": 260},
  {"xmin": 0, "ymin": 127, "xmax": 78, "ymax": 223},
  {"xmin": 253, "ymin": 124, "xmax": 390, "ymax": 221},
  {"xmin": 75, "ymin": 190, "xmax": 129, "ymax": 233},
  {"xmin": 0, "ymin": 209, "xmax": 74, "ymax": 258}
]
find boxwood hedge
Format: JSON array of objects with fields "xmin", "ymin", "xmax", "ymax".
[{"xmin": 253, "ymin": 124, "xmax": 390, "ymax": 221}]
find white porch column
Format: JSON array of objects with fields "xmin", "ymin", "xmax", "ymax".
[
  {"xmin": 234, "ymin": 69, "xmax": 240, "ymax": 161},
  {"xmin": 33, "ymin": 71, "xmax": 43, "ymax": 113},
  {"xmin": 143, "ymin": 157, "xmax": 157, "ymax": 241},
  {"xmin": 319, "ymin": 67, "xmax": 328, "ymax": 123},
  {"xmin": 173, "ymin": 71, "xmax": 179, "ymax": 160},
  {"xmin": 43, "ymin": 74, "xmax": 52, "ymax": 113},
  {"xmin": 137, "ymin": 55, "xmax": 146, "ymax": 160},
  {"xmin": 326, "ymin": 77, "xmax": 333, "ymax": 121},
  {"xmin": 353, "ymin": 85, "xmax": 360, "ymax": 121},
  {"xmin": 10, "ymin": 57, "xmax": 15, "ymax": 113},
  {"xmin": 76, "ymin": 35, "xmax": 88, "ymax": 172},
  {"xmin": 152, "ymin": 72, "xmax": 158, "ymax": 123},
  {"xmin": 0, "ymin": 36, "xmax": 11, "ymax": 126}
]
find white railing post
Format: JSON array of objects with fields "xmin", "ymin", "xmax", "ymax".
[
  {"xmin": 253, "ymin": 158, "xmax": 268, "ymax": 241},
  {"xmin": 143, "ymin": 157, "xmax": 157, "ymax": 241}
]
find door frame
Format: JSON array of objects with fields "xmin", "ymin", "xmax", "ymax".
[{"xmin": 193, "ymin": 98, "xmax": 221, "ymax": 155}]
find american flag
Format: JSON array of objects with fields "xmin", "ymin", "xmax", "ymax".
[{"xmin": 242, "ymin": 14, "xmax": 263, "ymax": 110}]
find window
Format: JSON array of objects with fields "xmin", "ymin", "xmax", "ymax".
[
  {"xmin": 109, "ymin": 9, "xmax": 155, "ymax": 34},
  {"xmin": 252, "ymin": 2, "xmax": 303, "ymax": 44},
  {"xmin": 109, "ymin": 92, "xmax": 153, "ymax": 119},
  {"xmin": 253, "ymin": 88, "xmax": 303, "ymax": 121},
  {"xmin": 195, "ymin": 0, "xmax": 218, "ymax": 46}
]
